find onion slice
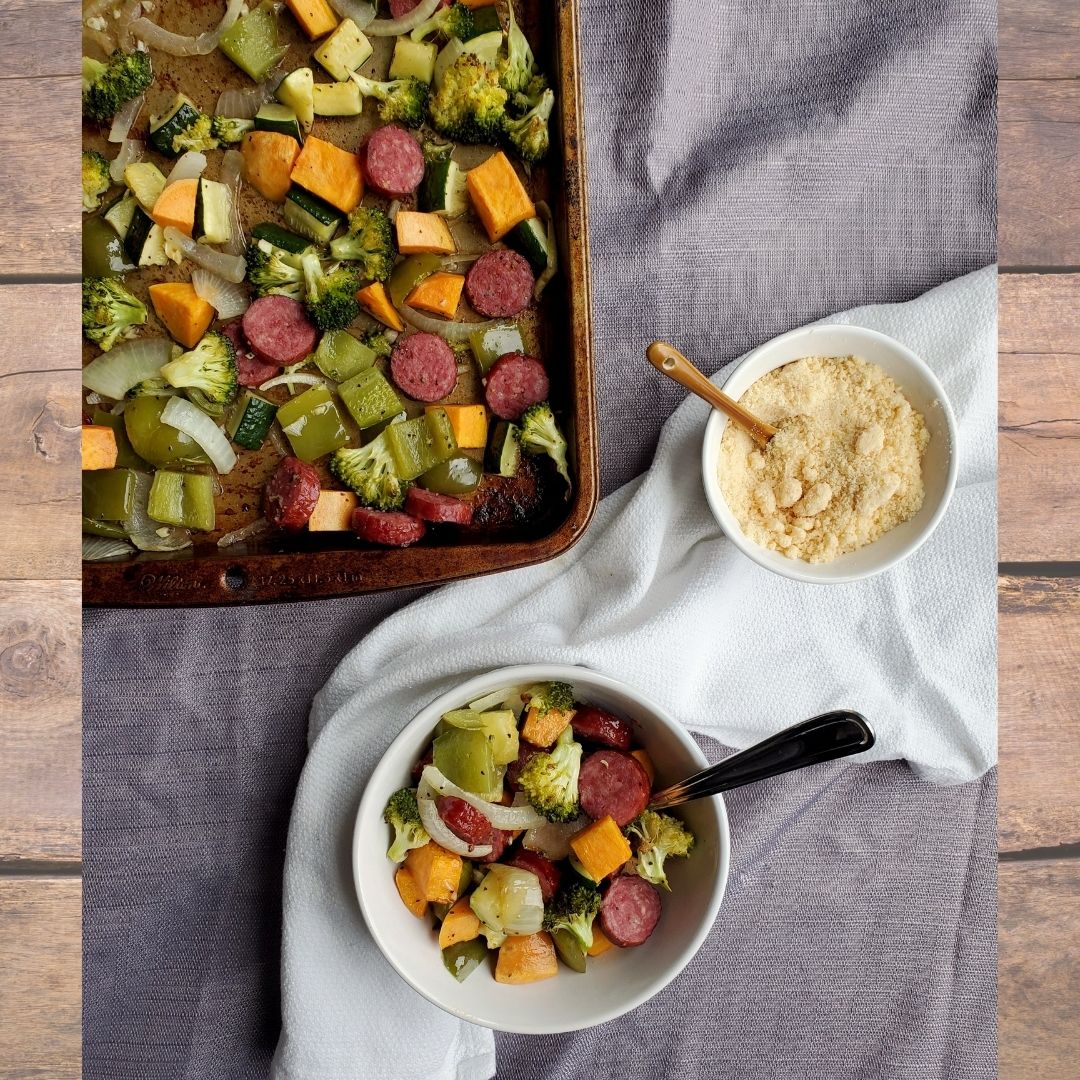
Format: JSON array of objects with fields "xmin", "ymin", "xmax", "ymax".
[
  {"xmin": 217, "ymin": 517, "xmax": 271, "ymax": 548},
  {"xmin": 258, "ymin": 372, "xmax": 330, "ymax": 392},
  {"xmin": 131, "ymin": 0, "xmax": 244, "ymax": 55},
  {"xmin": 109, "ymin": 138, "xmax": 144, "ymax": 182},
  {"xmin": 421, "ymin": 765, "xmax": 547, "ymax": 831},
  {"xmin": 417, "ymin": 779, "xmax": 493, "ymax": 858},
  {"xmin": 163, "ymin": 227, "xmax": 247, "ymax": 283},
  {"xmin": 165, "ymin": 151, "xmax": 207, "ymax": 186},
  {"xmin": 522, "ymin": 815, "xmax": 588, "ymax": 861},
  {"xmin": 215, "ymin": 70, "xmax": 282, "ymax": 119},
  {"xmin": 82, "ymin": 337, "xmax": 173, "ymax": 399},
  {"xmin": 108, "ymin": 93, "xmax": 144, "ymax": 143},
  {"xmin": 83, "ymin": 535, "xmax": 135, "ymax": 561},
  {"xmin": 192, "ymin": 268, "xmax": 249, "ymax": 320},
  {"xmin": 161, "ymin": 397, "xmax": 237, "ymax": 474},
  {"xmin": 327, "ymin": 0, "xmax": 376, "ymax": 30},
  {"xmin": 402, "ymin": 306, "xmax": 497, "ymax": 343},
  {"xmin": 125, "ymin": 473, "xmax": 193, "ymax": 552},
  {"xmin": 363, "ymin": 0, "xmax": 441, "ymax": 37},
  {"xmin": 219, "ymin": 149, "xmax": 247, "ymax": 257}
]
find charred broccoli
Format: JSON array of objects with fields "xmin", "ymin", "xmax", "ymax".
[
  {"xmin": 410, "ymin": 2, "xmax": 474, "ymax": 43},
  {"xmin": 510, "ymin": 72, "xmax": 549, "ymax": 115},
  {"xmin": 350, "ymin": 73, "xmax": 429, "ymax": 128},
  {"xmin": 626, "ymin": 810, "xmax": 695, "ymax": 891},
  {"xmin": 498, "ymin": 2, "xmax": 535, "ymax": 96},
  {"xmin": 383, "ymin": 787, "xmax": 429, "ymax": 863},
  {"xmin": 525, "ymin": 680, "xmax": 575, "ymax": 716},
  {"xmin": 82, "ymin": 277, "xmax": 147, "ymax": 351},
  {"xmin": 360, "ymin": 329, "xmax": 393, "ymax": 359},
  {"xmin": 246, "ymin": 239, "xmax": 306, "ymax": 300},
  {"xmin": 149, "ymin": 94, "xmax": 220, "ymax": 155},
  {"xmin": 82, "ymin": 49, "xmax": 152, "ymax": 121},
  {"xmin": 82, "ymin": 150, "xmax": 111, "ymax": 212},
  {"xmin": 329, "ymin": 206, "xmax": 396, "ymax": 283},
  {"xmin": 210, "ymin": 115, "xmax": 255, "ymax": 144},
  {"xmin": 503, "ymin": 87, "xmax": 553, "ymax": 164},
  {"xmin": 160, "ymin": 330, "xmax": 238, "ymax": 406},
  {"xmin": 300, "ymin": 252, "xmax": 361, "ymax": 332},
  {"xmin": 428, "ymin": 53, "xmax": 508, "ymax": 144},
  {"xmin": 520, "ymin": 402, "xmax": 571, "ymax": 489},
  {"xmin": 518, "ymin": 725, "xmax": 582, "ymax": 823},
  {"xmin": 330, "ymin": 433, "xmax": 407, "ymax": 510},
  {"xmin": 542, "ymin": 879, "xmax": 601, "ymax": 951}
]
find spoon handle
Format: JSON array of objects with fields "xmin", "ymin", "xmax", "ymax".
[
  {"xmin": 646, "ymin": 341, "xmax": 778, "ymax": 446},
  {"xmin": 649, "ymin": 711, "xmax": 876, "ymax": 810}
]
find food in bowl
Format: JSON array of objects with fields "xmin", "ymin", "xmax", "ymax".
[
  {"xmin": 717, "ymin": 355, "xmax": 930, "ymax": 563},
  {"xmin": 381, "ymin": 680, "xmax": 696, "ymax": 984}
]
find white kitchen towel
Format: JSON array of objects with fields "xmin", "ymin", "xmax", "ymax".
[{"xmin": 272, "ymin": 266, "xmax": 997, "ymax": 1080}]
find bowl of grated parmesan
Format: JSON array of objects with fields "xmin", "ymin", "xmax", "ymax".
[{"xmin": 702, "ymin": 324, "xmax": 957, "ymax": 584}]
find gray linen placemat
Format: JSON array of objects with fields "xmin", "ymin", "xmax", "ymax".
[{"xmin": 82, "ymin": 0, "xmax": 997, "ymax": 1076}]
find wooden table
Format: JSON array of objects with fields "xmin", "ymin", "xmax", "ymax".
[{"xmin": 0, "ymin": 1, "xmax": 1074, "ymax": 1076}]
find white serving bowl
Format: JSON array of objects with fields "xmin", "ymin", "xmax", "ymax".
[
  {"xmin": 702, "ymin": 323, "xmax": 958, "ymax": 584},
  {"xmin": 353, "ymin": 664, "xmax": 729, "ymax": 1034}
]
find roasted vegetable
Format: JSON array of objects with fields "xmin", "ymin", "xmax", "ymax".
[
  {"xmin": 541, "ymin": 879, "xmax": 602, "ymax": 952},
  {"xmin": 210, "ymin": 115, "xmax": 256, "ymax": 144},
  {"xmin": 410, "ymin": 2, "xmax": 474, "ymax": 44},
  {"xmin": 383, "ymin": 787, "xmax": 430, "ymax": 864},
  {"xmin": 495, "ymin": 932, "xmax": 558, "ymax": 984},
  {"xmin": 246, "ymin": 238, "xmax": 306, "ymax": 299},
  {"xmin": 350, "ymin": 73, "xmax": 429, "ymax": 128},
  {"xmin": 329, "ymin": 206, "xmax": 396, "ymax": 283},
  {"xmin": 300, "ymin": 251, "xmax": 361, "ymax": 332},
  {"xmin": 159, "ymin": 330, "xmax": 239, "ymax": 407},
  {"xmin": 82, "ymin": 277, "xmax": 147, "ymax": 352},
  {"xmin": 82, "ymin": 49, "xmax": 152, "ymax": 121},
  {"xmin": 329, "ymin": 433, "xmax": 407, "ymax": 510},
  {"xmin": 503, "ymin": 87, "xmax": 553, "ymax": 164},
  {"xmin": 497, "ymin": 2, "xmax": 536, "ymax": 95},
  {"xmin": 517, "ymin": 725, "xmax": 583, "ymax": 823},
  {"xmin": 82, "ymin": 150, "xmax": 111, "ymax": 213},
  {"xmin": 626, "ymin": 810, "xmax": 695, "ymax": 891},
  {"xmin": 568, "ymin": 816, "xmax": 632, "ymax": 883},
  {"xmin": 427, "ymin": 53, "xmax": 508, "ymax": 144},
  {"xmin": 520, "ymin": 402, "xmax": 571, "ymax": 488}
]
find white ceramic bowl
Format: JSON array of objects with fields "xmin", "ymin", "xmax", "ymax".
[
  {"xmin": 702, "ymin": 324, "xmax": 958, "ymax": 584},
  {"xmin": 353, "ymin": 664, "xmax": 729, "ymax": 1034}
]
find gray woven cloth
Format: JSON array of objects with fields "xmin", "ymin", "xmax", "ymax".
[{"xmin": 82, "ymin": 0, "xmax": 997, "ymax": 1077}]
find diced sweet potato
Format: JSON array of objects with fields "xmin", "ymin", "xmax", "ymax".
[
  {"xmin": 394, "ymin": 866, "xmax": 429, "ymax": 918},
  {"xmin": 521, "ymin": 705, "xmax": 575, "ymax": 748},
  {"xmin": 290, "ymin": 135, "xmax": 364, "ymax": 213},
  {"xmin": 631, "ymin": 749, "xmax": 656, "ymax": 785},
  {"xmin": 405, "ymin": 271, "xmax": 464, "ymax": 319},
  {"xmin": 148, "ymin": 282, "xmax": 215, "ymax": 348},
  {"xmin": 150, "ymin": 178, "xmax": 198, "ymax": 236},
  {"xmin": 81, "ymin": 425, "xmax": 118, "ymax": 471},
  {"xmin": 405, "ymin": 840, "xmax": 463, "ymax": 904},
  {"xmin": 460, "ymin": 0, "xmax": 499, "ymax": 8},
  {"xmin": 438, "ymin": 896, "xmax": 481, "ymax": 949},
  {"xmin": 308, "ymin": 490, "xmax": 359, "ymax": 531},
  {"xmin": 465, "ymin": 151, "xmax": 536, "ymax": 241},
  {"xmin": 395, "ymin": 210, "xmax": 456, "ymax": 255},
  {"xmin": 586, "ymin": 925, "xmax": 614, "ymax": 957},
  {"xmin": 356, "ymin": 281, "xmax": 405, "ymax": 332},
  {"xmin": 426, "ymin": 404, "xmax": 487, "ymax": 449},
  {"xmin": 495, "ymin": 932, "xmax": 558, "ymax": 984},
  {"xmin": 242, "ymin": 131, "xmax": 301, "ymax": 203},
  {"xmin": 285, "ymin": 0, "xmax": 338, "ymax": 38},
  {"xmin": 569, "ymin": 816, "xmax": 632, "ymax": 882}
]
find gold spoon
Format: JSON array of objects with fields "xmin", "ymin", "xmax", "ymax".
[{"xmin": 647, "ymin": 341, "xmax": 778, "ymax": 448}]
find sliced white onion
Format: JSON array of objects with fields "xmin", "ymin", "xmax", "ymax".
[
  {"xmin": 82, "ymin": 337, "xmax": 173, "ymax": 399},
  {"xmin": 215, "ymin": 70, "xmax": 282, "ymax": 119},
  {"xmin": 327, "ymin": 0, "xmax": 376, "ymax": 30},
  {"xmin": 192, "ymin": 268, "xmax": 249, "ymax": 320},
  {"xmin": 421, "ymin": 765, "xmax": 546, "ymax": 831},
  {"xmin": 163, "ymin": 227, "xmax": 247, "ymax": 283},
  {"xmin": 386, "ymin": 198, "xmax": 401, "ymax": 223},
  {"xmin": 217, "ymin": 517, "xmax": 271, "ymax": 548},
  {"xmin": 131, "ymin": 0, "xmax": 244, "ymax": 55},
  {"xmin": 165, "ymin": 151, "xmax": 207, "ymax": 186},
  {"xmin": 468, "ymin": 686, "xmax": 528, "ymax": 714},
  {"xmin": 84, "ymin": 25, "xmax": 116, "ymax": 59},
  {"xmin": 84, "ymin": 0, "xmax": 115, "ymax": 21},
  {"xmin": 161, "ymin": 396, "xmax": 237, "ymax": 474},
  {"xmin": 417, "ymin": 778, "xmax": 493, "ymax": 858},
  {"xmin": 402, "ymin": 306, "xmax": 497, "ymax": 343},
  {"xmin": 109, "ymin": 138, "xmax": 144, "ymax": 182},
  {"xmin": 126, "ymin": 473, "xmax": 193, "ymax": 552},
  {"xmin": 83, "ymin": 535, "xmax": 135, "ymax": 561},
  {"xmin": 108, "ymin": 93, "xmax": 144, "ymax": 143},
  {"xmin": 258, "ymin": 372, "xmax": 330, "ymax": 392},
  {"xmin": 364, "ymin": 0, "xmax": 441, "ymax": 36},
  {"xmin": 115, "ymin": 0, "xmax": 144, "ymax": 51},
  {"xmin": 219, "ymin": 149, "xmax": 246, "ymax": 257},
  {"xmin": 522, "ymin": 815, "xmax": 588, "ymax": 861}
]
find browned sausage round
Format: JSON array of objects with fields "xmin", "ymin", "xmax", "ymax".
[
  {"xmin": 351, "ymin": 507, "xmax": 426, "ymax": 547},
  {"xmin": 600, "ymin": 873, "xmax": 662, "ymax": 947},
  {"xmin": 242, "ymin": 296, "xmax": 318, "ymax": 367},
  {"xmin": 363, "ymin": 125, "xmax": 425, "ymax": 198},
  {"xmin": 264, "ymin": 457, "xmax": 320, "ymax": 531},
  {"xmin": 571, "ymin": 705, "xmax": 633, "ymax": 750},
  {"xmin": 436, "ymin": 796, "xmax": 495, "ymax": 846},
  {"xmin": 505, "ymin": 742, "xmax": 543, "ymax": 791},
  {"xmin": 578, "ymin": 749, "xmax": 651, "ymax": 827},
  {"xmin": 506, "ymin": 849, "xmax": 562, "ymax": 902},
  {"xmin": 476, "ymin": 827, "xmax": 512, "ymax": 863},
  {"xmin": 222, "ymin": 320, "xmax": 279, "ymax": 387},
  {"xmin": 405, "ymin": 487, "xmax": 474, "ymax": 525},
  {"xmin": 484, "ymin": 352, "xmax": 549, "ymax": 421},
  {"xmin": 465, "ymin": 249, "xmax": 534, "ymax": 318},
  {"xmin": 390, "ymin": 333, "xmax": 458, "ymax": 402}
]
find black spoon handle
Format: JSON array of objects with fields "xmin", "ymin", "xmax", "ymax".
[{"xmin": 649, "ymin": 711, "xmax": 876, "ymax": 810}]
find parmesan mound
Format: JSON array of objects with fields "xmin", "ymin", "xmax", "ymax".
[{"xmin": 717, "ymin": 356, "xmax": 930, "ymax": 564}]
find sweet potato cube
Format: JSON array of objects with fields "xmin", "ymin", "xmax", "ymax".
[
  {"xmin": 148, "ymin": 282, "xmax": 215, "ymax": 348},
  {"xmin": 569, "ymin": 816, "xmax": 632, "ymax": 882},
  {"xmin": 394, "ymin": 866, "xmax": 429, "ymax": 919},
  {"xmin": 521, "ymin": 705, "xmax": 575, "ymax": 748},
  {"xmin": 466, "ymin": 151, "xmax": 536, "ymax": 241},
  {"xmin": 426, "ymin": 404, "xmax": 487, "ymax": 449},
  {"xmin": 586, "ymin": 925, "xmax": 614, "ymax": 957},
  {"xmin": 290, "ymin": 135, "xmax": 364, "ymax": 213},
  {"xmin": 631, "ymin": 749, "xmax": 656, "ymax": 785},
  {"xmin": 438, "ymin": 896, "xmax": 481, "ymax": 949},
  {"xmin": 406, "ymin": 271, "xmax": 464, "ymax": 319},
  {"xmin": 460, "ymin": 0, "xmax": 499, "ymax": 9},
  {"xmin": 405, "ymin": 841, "xmax": 463, "ymax": 904},
  {"xmin": 241, "ymin": 131, "xmax": 301, "ymax": 202},
  {"xmin": 82, "ymin": 425, "xmax": 118, "ymax": 471},
  {"xmin": 495, "ymin": 932, "xmax": 558, "ymax": 985},
  {"xmin": 150, "ymin": 177, "xmax": 198, "ymax": 236},
  {"xmin": 308, "ymin": 490, "xmax": 358, "ymax": 531},
  {"xmin": 356, "ymin": 281, "xmax": 405, "ymax": 332},
  {"xmin": 286, "ymin": 0, "xmax": 338, "ymax": 39},
  {"xmin": 395, "ymin": 210, "xmax": 456, "ymax": 255}
]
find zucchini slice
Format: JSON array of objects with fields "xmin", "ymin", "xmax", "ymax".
[
  {"xmin": 255, "ymin": 102, "xmax": 304, "ymax": 143},
  {"xmin": 124, "ymin": 207, "xmax": 168, "ymax": 267},
  {"xmin": 104, "ymin": 192, "xmax": 138, "ymax": 241},
  {"xmin": 418, "ymin": 158, "xmax": 468, "ymax": 217},
  {"xmin": 507, "ymin": 216, "xmax": 553, "ymax": 274},
  {"xmin": 123, "ymin": 161, "xmax": 167, "ymax": 212},
  {"xmin": 275, "ymin": 67, "xmax": 315, "ymax": 131},
  {"xmin": 283, "ymin": 187, "xmax": 344, "ymax": 244},
  {"xmin": 148, "ymin": 94, "xmax": 202, "ymax": 158},
  {"xmin": 194, "ymin": 178, "xmax": 233, "ymax": 245},
  {"xmin": 487, "ymin": 421, "xmax": 522, "ymax": 477},
  {"xmin": 227, "ymin": 391, "xmax": 278, "ymax": 451},
  {"xmin": 311, "ymin": 80, "xmax": 363, "ymax": 117},
  {"xmin": 250, "ymin": 221, "xmax": 313, "ymax": 255}
]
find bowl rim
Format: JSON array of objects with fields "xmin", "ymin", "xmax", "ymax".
[
  {"xmin": 700, "ymin": 323, "xmax": 959, "ymax": 585},
  {"xmin": 352, "ymin": 662, "xmax": 731, "ymax": 1034}
]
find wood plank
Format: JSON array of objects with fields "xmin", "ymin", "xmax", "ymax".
[
  {"xmin": 1000, "ymin": 0, "xmax": 1080, "ymax": 80},
  {"xmin": 999, "ymin": 576, "xmax": 1080, "ymax": 853},
  {"xmin": 999, "ymin": 274, "xmax": 1080, "ymax": 562},
  {"xmin": 0, "ymin": 285, "xmax": 81, "ymax": 580},
  {"xmin": 1000, "ymin": 859, "xmax": 1080, "ymax": 1079}
]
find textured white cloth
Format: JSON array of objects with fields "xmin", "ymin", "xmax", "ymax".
[{"xmin": 272, "ymin": 267, "xmax": 997, "ymax": 1080}]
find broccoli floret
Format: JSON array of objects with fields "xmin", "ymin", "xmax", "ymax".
[
  {"xmin": 160, "ymin": 330, "xmax": 238, "ymax": 406},
  {"xmin": 503, "ymin": 87, "xmax": 553, "ymax": 165},
  {"xmin": 329, "ymin": 432, "xmax": 407, "ymax": 510},
  {"xmin": 510, "ymin": 72, "xmax": 549, "ymax": 115},
  {"xmin": 351, "ymin": 73, "xmax": 429, "ymax": 128},
  {"xmin": 383, "ymin": 787, "xmax": 430, "ymax": 863},
  {"xmin": 82, "ymin": 278, "xmax": 147, "ymax": 352},
  {"xmin": 329, "ymin": 206, "xmax": 396, "ymax": 284},
  {"xmin": 410, "ymin": 1, "xmax": 475, "ymax": 43},
  {"xmin": 360, "ymin": 329, "xmax": 393, "ymax": 359},
  {"xmin": 172, "ymin": 111, "xmax": 218, "ymax": 154},
  {"xmin": 541, "ymin": 879, "xmax": 601, "ymax": 951},
  {"xmin": 210, "ymin": 115, "xmax": 255, "ymax": 144},
  {"xmin": 82, "ymin": 150, "xmax": 111, "ymax": 213},
  {"xmin": 421, "ymin": 134, "xmax": 456, "ymax": 163},
  {"xmin": 520, "ymin": 402, "xmax": 571, "ymax": 489},
  {"xmin": 497, "ymin": 2, "xmax": 535, "ymax": 96},
  {"xmin": 82, "ymin": 50, "xmax": 153, "ymax": 122},
  {"xmin": 428, "ymin": 53, "xmax": 508, "ymax": 144},
  {"xmin": 525, "ymin": 680, "xmax": 574, "ymax": 714},
  {"xmin": 626, "ymin": 811, "xmax": 695, "ymax": 891},
  {"xmin": 301, "ymin": 252, "xmax": 361, "ymax": 332},
  {"xmin": 125, "ymin": 377, "xmax": 173, "ymax": 399},
  {"xmin": 518, "ymin": 725, "xmax": 582, "ymax": 823},
  {"xmin": 246, "ymin": 239, "xmax": 306, "ymax": 300}
]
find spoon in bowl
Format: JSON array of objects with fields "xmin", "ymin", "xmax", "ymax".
[
  {"xmin": 647, "ymin": 341, "xmax": 778, "ymax": 447},
  {"xmin": 648, "ymin": 710, "xmax": 875, "ymax": 810}
]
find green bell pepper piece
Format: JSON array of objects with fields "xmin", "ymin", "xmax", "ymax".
[
  {"xmin": 92, "ymin": 408, "xmax": 146, "ymax": 469},
  {"xmin": 276, "ymin": 385, "xmax": 349, "ymax": 461},
  {"xmin": 82, "ymin": 468, "xmax": 137, "ymax": 522},
  {"xmin": 551, "ymin": 928, "xmax": 587, "ymax": 973},
  {"xmin": 124, "ymin": 396, "xmax": 211, "ymax": 467},
  {"xmin": 314, "ymin": 330, "xmax": 378, "ymax": 383},
  {"xmin": 469, "ymin": 322, "xmax": 525, "ymax": 375},
  {"xmin": 147, "ymin": 470, "xmax": 216, "ymax": 532},
  {"xmin": 441, "ymin": 709, "xmax": 519, "ymax": 766},
  {"xmin": 338, "ymin": 368, "xmax": 403, "ymax": 430},
  {"xmin": 418, "ymin": 453, "xmax": 483, "ymax": 495},
  {"xmin": 384, "ymin": 411, "xmax": 458, "ymax": 481},
  {"xmin": 389, "ymin": 254, "xmax": 443, "ymax": 310},
  {"xmin": 82, "ymin": 216, "xmax": 135, "ymax": 279},
  {"xmin": 219, "ymin": 0, "xmax": 288, "ymax": 81},
  {"xmin": 442, "ymin": 938, "xmax": 488, "ymax": 982},
  {"xmin": 433, "ymin": 727, "xmax": 499, "ymax": 799}
]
